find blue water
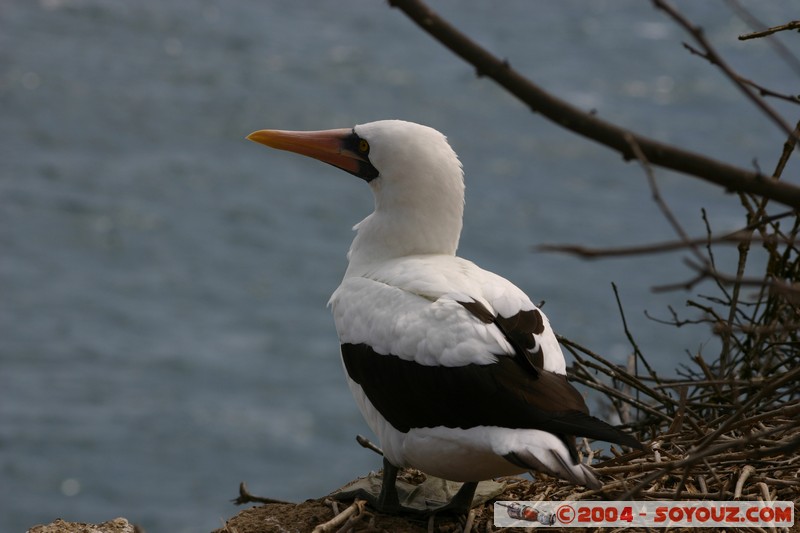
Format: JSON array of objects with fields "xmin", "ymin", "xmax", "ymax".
[{"xmin": 2, "ymin": 1, "xmax": 796, "ymax": 531}]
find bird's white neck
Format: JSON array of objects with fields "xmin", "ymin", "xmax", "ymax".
[{"xmin": 345, "ymin": 190, "xmax": 464, "ymax": 277}]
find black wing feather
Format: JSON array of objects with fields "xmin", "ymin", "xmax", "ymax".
[{"xmin": 341, "ymin": 342, "xmax": 642, "ymax": 450}]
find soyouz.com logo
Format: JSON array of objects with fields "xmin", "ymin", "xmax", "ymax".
[{"xmin": 493, "ymin": 500, "xmax": 794, "ymax": 528}]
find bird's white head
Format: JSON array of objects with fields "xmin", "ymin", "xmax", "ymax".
[{"xmin": 248, "ymin": 120, "xmax": 465, "ymax": 274}]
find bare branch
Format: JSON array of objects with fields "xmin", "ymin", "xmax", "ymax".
[
  {"xmin": 233, "ymin": 482, "xmax": 293, "ymax": 505},
  {"xmin": 611, "ymin": 282, "xmax": 660, "ymax": 384},
  {"xmin": 388, "ymin": 0, "xmax": 800, "ymax": 210},
  {"xmin": 538, "ymin": 208, "xmax": 796, "ymax": 259},
  {"xmin": 738, "ymin": 19, "xmax": 800, "ymax": 41},
  {"xmin": 686, "ymin": 258, "xmax": 800, "ymax": 297},
  {"xmin": 727, "ymin": 0, "xmax": 800, "ymax": 76},
  {"xmin": 774, "ymin": 119, "xmax": 800, "ymax": 179},
  {"xmin": 536, "ymin": 232, "xmax": 791, "ymax": 259},
  {"xmin": 680, "ymin": 42, "xmax": 800, "ymax": 105},
  {"xmin": 743, "ymin": 80, "xmax": 800, "ymax": 106},
  {"xmin": 653, "ymin": 0, "xmax": 797, "ymax": 140},
  {"xmin": 624, "ymin": 132, "xmax": 707, "ymax": 266}
]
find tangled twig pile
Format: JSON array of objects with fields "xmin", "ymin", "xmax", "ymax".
[
  {"xmin": 552, "ymin": 127, "xmax": 800, "ymax": 525},
  {"xmin": 565, "ymin": 338, "xmax": 800, "ymax": 506}
]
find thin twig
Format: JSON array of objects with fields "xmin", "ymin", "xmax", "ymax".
[
  {"xmin": 681, "ymin": 41, "xmax": 800, "ymax": 104},
  {"xmin": 773, "ymin": 119, "xmax": 800, "ymax": 179},
  {"xmin": 727, "ymin": 0, "xmax": 800, "ymax": 76},
  {"xmin": 356, "ymin": 434, "xmax": 384, "ymax": 456},
  {"xmin": 233, "ymin": 482, "xmax": 293, "ymax": 505},
  {"xmin": 611, "ymin": 282, "xmax": 659, "ymax": 383},
  {"xmin": 311, "ymin": 499, "xmax": 366, "ymax": 533},
  {"xmin": 653, "ymin": 0, "xmax": 797, "ymax": 140},
  {"xmin": 536, "ymin": 231, "xmax": 795, "ymax": 259},
  {"xmin": 738, "ymin": 20, "xmax": 800, "ymax": 41}
]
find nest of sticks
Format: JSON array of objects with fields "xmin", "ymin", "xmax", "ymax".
[
  {"xmin": 562, "ymin": 339, "xmax": 800, "ymax": 509},
  {"xmin": 558, "ymin": 192, "xmax": 800, "ymax": 513}
]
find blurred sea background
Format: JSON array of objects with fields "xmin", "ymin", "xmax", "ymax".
[{"xmin": 2, "ymin": 1, "xmax": 797, "ymax": 531}]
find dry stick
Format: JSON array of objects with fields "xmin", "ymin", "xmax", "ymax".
[
  {"xmin": 650, "ymin": 264, "xmax": 708, "ymax": 293},
  {"xmin": 738, "ymin": 19, "xmax": 800, "ymax": 41},
  {"xmin": 598, "ymin": 408, "xmax": 799, "ymax": 496},
  {"xmin": 650, "ymin": 255, "xmax": 800, "ymax": 297},
  {"xmin": 624, "ymin": 132, "xmax": 707, "ymax": 266},
  {"xmin": 712, "ymin": 208, "xmax": 748, "ymax": 375},
  {"xmin": 620, "ymin": 423, "xmax": 797, "ymax": 499},
  {"xmin": 565, "ymin": 345, "xmax": 704, "ymax": 439},
  {"xmin": 738, "ymin": 120, "xmax": 800, "ymax": 301},
  {"xmin": 741, "ymin": 78, "xmax": 800, "ymax": 105},
  {"xmin": 666, "ymin": 386, "xmax": 688, "ymax": 436},
  {"xmin": 716, "ymin": 403, "xmax": 800, "ymax": 435},
  {"xmin": 693, "ymin": 352, "xmax": 733, "ymax": 409},
  {"xmin": 464, "ymin": 508, "xmax": 477, "ymax": 533},
  {"xmin": 739, "ymin": 203, "xmax": 774, "ymax": 351},
  {"xmin": 334, "ymin": 511, "xmax": 368, "ymax": 533},
  {"xmin": 388, "ymin": 0, "xmax": 800, "ymax": 210},
  {"xmin": 538, "ymin": 209, "xmax": 795, "ymax": 260},
  {"xmin": 750, "ymin": 82, "xmax": 800, "ymax": 105},
  {"xmin": 698, "ymin": 365, "xmax": 800, "ymax": 449},
  {"xmin": 729, "ymin": 121, "xmax": 800, "ymax": 374},
  {"xmin": 674, "ymin": 463, "xmax": 694, "ymax": 498},
  {"xmin": 774, "ymin": 119, "xmax": 800, "ymax": 179},
  {"xmin": 714, "ymin": 321, "xmax": 800, "ymax": 335},
  {"xmin": 734, "ymin": 465, "xmax": 757, "ymax": 498},
  {"xmin": 560, "ymin": 336, "xmax": 678, "ymax": 410},
  {"xmin": 567, "ymin": 359, "xmax": 632, "ymax": 422},
  {"xmin": 613, "ymin": 288, "xmax": 647, "ymax": 425},
  {"xmin": 311, "ymin": 499, "xmax": 366, "ymax": 533},
  {"xmin": 356, "ymin": 434, "xmax": 384, "ymax": 456},
  {"xmin": 652, "ymin": 0, "xmax": 796, "ymax": 140},
  {"xmin": 651, "ymin": 378, "xmax": 766, "ymax": 389},
  {"xmin": 567, "ymin": 354, "xmax": 666, "ymax": 420},
  {"xmin": 233, "ymin": 482, "xmax": 293, "ymax": 506},
  {"xmin": 536, "ymin": 231, "xmax": 793, "ymax": 259},
  {"xmin": 611, "ymin": 281, "xmax": 659, "ymax": 383},
  {"xmin": 682, "ymin": 41, "xmax": 800, "ymax": 105},
  {"xmin": 624, "ymin": 133, "xmax": 757, "ymax": 301},
  {"xmin": 669, "ymin": 260, "xmax": 800, "ymax": 298},
  {"xmin": 728, "ymin": 0, "xmax": 800, "ymax": 79},
  {"xmin": 568, "ymin": 368, "xmax": 667, "ymax": 423}
]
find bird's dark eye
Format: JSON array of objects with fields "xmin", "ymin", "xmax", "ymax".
[{"xmin": 358, "ymin": 139, "xmax": 370, "ymax": 154}]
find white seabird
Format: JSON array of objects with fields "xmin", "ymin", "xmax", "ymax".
[{"xmin": 247, "ymin": 119, "xmax": 642, "ymax": 514}]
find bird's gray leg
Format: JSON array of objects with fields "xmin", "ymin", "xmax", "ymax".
[
  {"xmin": 330, "ymin": 457, "xmax": 402, "ymax": 514},
  {"xmin": 434, "ymin": 480, "xmax": 478, "ymax": 515},
  {"xmin": 333, "ymin": 458, "xmax": 477, "ymax": 516},
  {"xmin": 375, "ymin": 457, "xmax": 402, "ymax": 513}
]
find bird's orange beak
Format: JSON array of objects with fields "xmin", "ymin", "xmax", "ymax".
[{"xmin": 247, "ymin": 128, "xmax": 373, "ymax": 178}]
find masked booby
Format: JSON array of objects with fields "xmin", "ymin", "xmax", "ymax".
[{"xmin": 246, "ymin": 119, "xmax": 642, "ymax": 515}]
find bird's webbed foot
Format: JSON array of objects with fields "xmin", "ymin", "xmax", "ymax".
[{"xmin": 331, "ymin": 458, "xmax": 478, "ymax": 517}]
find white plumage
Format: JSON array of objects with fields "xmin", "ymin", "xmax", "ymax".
[
  {"xmin": 247, "ymin": 119, "xmax": 641, "ymax": 514},
  {"xmin": 330, "ymin": 256, "xmax": 562, "ymax": 370}
]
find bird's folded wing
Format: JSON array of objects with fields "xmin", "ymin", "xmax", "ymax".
[
  {"xmin": 331, "ymin": 276, "xmax": 640, "ymax": 449},
  {"xmin": 341, "ymin": 341, "xmax": 640, "ymax": 450}
]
